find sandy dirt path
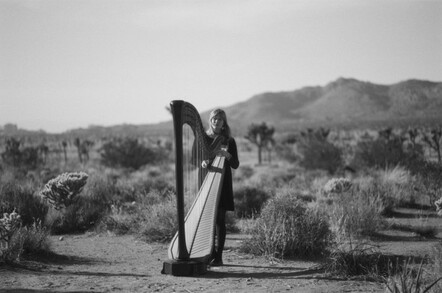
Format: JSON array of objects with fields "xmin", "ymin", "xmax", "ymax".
[{"xmin": 0, "ymin": 233, "xmax": 387, "ymax": 292}]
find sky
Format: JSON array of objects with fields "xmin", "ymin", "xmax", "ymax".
[{"xmin": 1, "ymin": 0, "xmax": 441, "ymax": 133}]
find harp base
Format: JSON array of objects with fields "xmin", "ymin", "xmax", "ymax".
[{"xmin": 162, "ymin": 259, "xmax": 207, "ymax": 276}]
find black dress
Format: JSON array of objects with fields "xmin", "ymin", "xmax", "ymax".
[
  {"xmin": 217, "ymin": 137, "xmax": 239, "ymax": 211},
  {"xmin": 191, "ymin": 136, "xmax": 240, "ymax": 211}
]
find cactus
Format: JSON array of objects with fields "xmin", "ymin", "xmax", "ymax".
[{"xmin": 40, "ymin": 172, "xmax": 89, "ymax": 210}]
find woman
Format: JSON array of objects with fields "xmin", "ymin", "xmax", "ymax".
[{"xmin": 201, "ymin": 108, "xmax": 240, "ymax": 266}]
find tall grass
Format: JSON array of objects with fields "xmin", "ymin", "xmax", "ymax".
[
  {"xmin": 376, "ymin": 166, "xmax": 422, "ymax": 208},
  {"xmin": 241, "ymin": 192, "xmax": 331, "ymax": 259},
  {"xmin": 323, "ymin": 183, "xmax": 387, "ymax": 241},
  {"xmin": 384, "ymin": 258, "xmax": 442, "ymax": 293},
  {"xmin": 1, "ymin": 214, "xmax": 50, "ymax": 263},
  {"xmin": 325, "ymin": 241, "xmax": 387, "ymax": 277},
  {"xmin": 233, "ymin": 184, "xmax": 271, "ymax": 218},
  {"xmin": 0, "ymin": 182, "xmax": 48, "ymax": 226}
]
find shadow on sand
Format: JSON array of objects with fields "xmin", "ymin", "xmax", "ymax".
[
  {"xmin": 202, "ymin": 263, "xmax": 324, "ymax": 279},
  {"xmin": 0, "ymin": 288, "xmax": 101, "ymax": 293}
]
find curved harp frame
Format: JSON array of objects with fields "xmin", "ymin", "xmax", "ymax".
[{"xmin": 168, "ymin": 100, "xmax": 227, "ymax": 263}]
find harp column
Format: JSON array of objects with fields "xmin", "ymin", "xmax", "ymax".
[{"xmin": 162, "ymin": 100, "xmax": 208, "ymax": 276}]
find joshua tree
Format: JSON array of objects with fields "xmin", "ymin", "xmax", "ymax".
[
  {"xmin": 61, "ymin": 140, "xmax": 68, "ymax": 163},
  {"xmin": 37, "ymin": 143, "xmax": 49, "ymax": 164},
  {"xmin": 422, "ymin": 126, "xmax": 442, "ymax": 163},
  {"xmin": 74, "ymin": 138, "xmax": 94, "ymax": 163},
  {"xmin": 245, "ymin": 122, "xmax": 275, "ymax": 165},
  {"xmin": 407, "ymin": 127, "xmax": 419, "ymax": 148}
]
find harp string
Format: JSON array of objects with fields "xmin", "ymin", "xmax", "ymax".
[
  {"xmin": 167, "ymin": 100, "xmax": 227, "ymax": 261},
  {"xmin": 182, "ymin": 116, "xmax": 201, "ymax": 242}
]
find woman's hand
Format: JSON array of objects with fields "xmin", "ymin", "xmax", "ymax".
[
  {"xmin": 217, "ymin": 149, "xmax": 232, "ymax": 160},
  {"xmin": 201, "ymin": 160, "xmax": 211, "ymax": 168}
]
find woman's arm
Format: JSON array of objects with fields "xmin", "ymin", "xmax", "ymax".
[{"xmin": 225, "ymin": 137, "xmax": 239, "ymax": 169}]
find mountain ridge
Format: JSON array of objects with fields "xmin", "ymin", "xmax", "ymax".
[
  {"xmin": 2, "ymin": 78, "xmax": 441, "ymax": 137},
  {"xmin": 218, "ymin": 77, "xmax": 442, "ymax": 133}
]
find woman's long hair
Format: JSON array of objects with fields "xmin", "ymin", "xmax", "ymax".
[{"xmin": 206, "ymin": 108, "xmax": 231, "ymax": 138}]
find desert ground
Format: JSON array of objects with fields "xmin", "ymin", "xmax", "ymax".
[
  {"xmin": 0, "ymin": 233, "xmax": 382, "ymax": 293},
  {"xmin": 1, "ymin": 207, "xmax": 441, "ymax": 293}
]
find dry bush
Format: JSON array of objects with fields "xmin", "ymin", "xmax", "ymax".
[
  {"xmin": 375, "ymin": 166, "xmax": 423, "ymax": 208},
  {"xmin": 352, "ymin": 135, "xmax": 422, "ymax": 170},
  {"xmin": 1, "ymin": 212, "xmax": 50, "ymax": 264},
  {"xmin": 409, "ymin": 161, "xmax": 442, "ymax": 207},
  {"xmin": 325, "ymin": 242, "xmax": 388, "ymax": 277},
  {"xmin": 39, "ymin": 172, "xmax": 89, "ymax": 210},
  {"xmin": 298, "ymin": 136, "xmax": 343, "ymax": 175},
  {"xmin": 0, "ymin": 182, "xmax": 48, "ymax": 226},
  {"xmin": 99, "ymin": 138, "xmax": 170, "ymax": 170},
  {"xmin": 1, "ymin": 138, "xmax": 43, "ymax": 170},
  {"xmin": 46, "ymin": 193, "xmax": 108, "ymax": 234},
  {"xmin": 241, "ymin": 192, "xmax": 331, "ymax": 259},
  {"xmin": 137, "ymin": 196, "xmax": 178, "ymax": 242},
  {"xmin": 384, "ymin": 258, "xmax": 442, "ymax": 293},
  {"xmin": 233, "ymin": 185, "xmax": 271, "ymax": 218},
  {"xmin": 233, "ymin": 165, "xmax": 255, "ymax": 182},
  {"xmin": 323, "ymin": 182, "xmax": 387, "ymax": 240}
]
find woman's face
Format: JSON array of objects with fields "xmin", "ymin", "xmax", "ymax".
[{"xmin": 210, "ymin": 115, "xmax": 224, "ymax": 134}]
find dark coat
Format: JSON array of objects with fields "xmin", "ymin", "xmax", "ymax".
[
  {"xmin": 192, "ymin": 136, "xmax": 239, "ymax": 211},
  {"xmin": 218, "ymin": 137, "xmax": 239, "ymax": 211}
]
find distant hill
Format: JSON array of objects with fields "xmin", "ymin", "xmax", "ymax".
[
  {"xmin": 218, "ymin": 78, "xmax": 442, "ymax": 133},
  {"xmin": 57, "ymin": 77, "xmax": 442, "ymax": 137},
  {"xmin": 3, "ymin": 78, "xmax": 441, "ymax": 139}
]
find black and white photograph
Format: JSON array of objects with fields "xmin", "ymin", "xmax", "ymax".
[{"xmin": 1, "ymin": 0, "xmax": 442, "ymax": 292}]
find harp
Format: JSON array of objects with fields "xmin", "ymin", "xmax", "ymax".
[{"xmin": 162, "ymin": 100, "xmax": 228, "ymax": 276}]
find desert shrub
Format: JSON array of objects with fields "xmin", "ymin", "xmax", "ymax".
[
  {"xmin": 431, "ymin": 241, "xmax": 442, "ymax": 277},
  {"xmin": 140, "ymin": 177, "xmax": 175, "ymax": 197},
  {"xmin": 0, "ymin": 210, "xmax": 22, "ymax": 260},
  {"xmin": 245, "ymin": 166, "xmax": 301, "ymax": 191},
  {"xmin": 298, "ymin": 136, "xmax": 343, "ymax": 174},
  {"xmin": 378, "ymin": 165, "xmax": 411, "ymax": 186},
  {"xmin": 1, "ymin": 212, "xmax": 50, "ymax": 263},
  {"xmin": 352, "ymin": 135, "xmax": 422, "ymax": 170},
  {"xmin": 0, "ymin": 182, "xmax": 48, "ymax": 226},
  {"xmin": 225, "ymin": 211, "xmax": 238, "ymax": 233},
  {"xmin": 275, "ymin": 143, "xmax": 300, "ymax": 163},
  {"xmin": 436, "ymin": 197, "xmax": 442, "ymax": 216},
  {"xmin": 384, "ymin": 258, "xmax": 442, "ymax": 293},
  {"xmin": 99, "ymin": 138, "xmax": 162, "ymax": 170},
  {"xmin": 241, "ymin": 193, "xmax": 331, "ymax": 259},
  {"xmin": 234, "ymin": 165, "xmax": 255, "ymax": 182},
  {"xmin": 20, "ymin": 147, "xmax": 41, "ymax": 169},
  {"xmin": 236, "ymin": 217, "xmax": 257, "ymax": 234},
  {"xmin": 409, "ymin": 161, "xmax": 442, "ymax": 206},
  {"xmin": 324, "ymin": 182, "xmax": 387, "ymax": 240},
  {"xmin": 97, "ymin": 202, "xmax": 138, "ymax": 235},
  {"xmin": 325, "ymin": 242, "xmax": 389, "ymax": 277},
  {"xmin": 46, "ymin": 190, "xmax": 108, "ymax": 234},
  {"xmin": 375, "ymin": 166, "xmax": 421, "ymax": 209},
  {"xmin": 274, "ymin": 185, "xmax": 316, "ymax": 204},
  {"xmin": 83, "ymin": 174, "xmax": 123, "ymax": 205},
  {"xmin": 323, "ymin": 178, "xmax": 352, "ymax": 194},
  {"xmin": 99, "ymin": 188, "xmax": 178, "ymax": 241},
  {"xmin": 39, "ymin": 172, "xmax": 89, "ymax": 210},
  {"xmin": 18, "ymin": 220, "xmax": 51, "ymax": 256},
  {"xmin": 233, "ymin": 185, "xmax": 271, "ymax": 218},
  {"xmin": 38, "ymin": 171, "xmax": 103, "ymax": 234},
  {"xmin": 1, "ymin": 138, "xmax": 42, "ymax": 170},
  {"xmin": 138, "ymin": 196, "xmax": 177, "ymax": 242}
]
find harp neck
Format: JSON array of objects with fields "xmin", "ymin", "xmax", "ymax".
[{"xmin": 171, "ymin": 100, "xmax": 227, "ymax": 155}]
